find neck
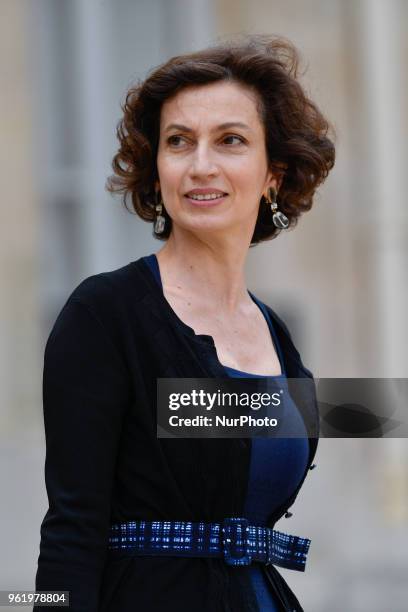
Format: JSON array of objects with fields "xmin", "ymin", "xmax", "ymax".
[{"xmin": 156, "ymin": 229, "xmax": 252, "ymax": 314}]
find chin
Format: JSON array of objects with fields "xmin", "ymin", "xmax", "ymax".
[
  {"xmin": 177, "ymin": 217, "xmax": 232, "ymax": 236},
  {"xmin": 171, "ymin": 208, "xmax": 228, "ymax": 227}
]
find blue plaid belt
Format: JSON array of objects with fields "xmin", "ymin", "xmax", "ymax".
[{"xmin": 108, "ymin": 517, "xmax": 310, "ymax": 571}]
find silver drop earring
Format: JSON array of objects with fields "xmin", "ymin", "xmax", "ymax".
[
  {"xmin": 266, "ymin": 187, "xmax": 289, "ymax": 229},
  {"xmin": 154, "ymin": 190, "xmax": 166, "ymax": 234}
]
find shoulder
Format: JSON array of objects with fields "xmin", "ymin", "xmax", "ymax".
[
  {"xmin": 253, "ymin": 296, "xmax": 298, "ymax": 353},
  {"xmin": 68, "ymin": 260, "xmax": 138, "ymax": 306},
  {"xmin": 263, "ymin": 303, "xmax": 296, "ymax": 346},
  {"xmin": 47, "ymin": 258, "xmax": 150, "ymax": 354},
  {"xmin": 258, "ymin": 298, "xmax": 314, "ymax": 378},
  {"xmin": 63, "ymin": 257, "xmax": 150, "ymax": 319}
]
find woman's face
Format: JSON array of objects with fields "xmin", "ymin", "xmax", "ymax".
[{"xmin": 156, "ymin": 80, "xmax": 278, "ymax": 240}]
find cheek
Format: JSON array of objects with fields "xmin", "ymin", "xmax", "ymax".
[
  {"xmin": 157, "ymin": 155, "xmax": 184, "ymax": 189},
  {"xmin": 231, "ymin": 171, "xmax": 261, "ymax": 201},
  {"xmin": 228, "ymin": 154, "xmax": 264, "ymax": 186}
]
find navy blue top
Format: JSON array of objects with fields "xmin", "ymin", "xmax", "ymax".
[{"xmin": 144, "ymin": 254, "xmax": 309, "ymax": 611}]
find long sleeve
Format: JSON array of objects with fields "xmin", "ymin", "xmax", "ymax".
[{"xmin": 34, "ymin": 297, "xmax": 131, "ymax": 611}]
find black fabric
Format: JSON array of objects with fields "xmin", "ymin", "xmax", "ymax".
[{"xmin": 34, "ymin": 256, "xmax": 319, "ymax": 611}]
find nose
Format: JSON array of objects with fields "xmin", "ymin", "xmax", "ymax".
[{"xmin": 188, "ymin": 142, "xmax": 219, "ymax": 179}]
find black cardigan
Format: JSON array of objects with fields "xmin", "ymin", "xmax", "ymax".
[{"xmin": 34, "ymin": 256, "xmax": 319, "ymax": 612}]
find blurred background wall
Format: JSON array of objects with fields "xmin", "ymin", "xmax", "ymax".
[{"xmin": 1, "ymin": 0, "xmax": 407, "ymax": 610}]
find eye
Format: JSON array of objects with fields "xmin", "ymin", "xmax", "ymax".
[
  {"xmin": 166, "ymin": 134, "xmax": 246, "ymax": 147},
  {"xmin": 222, "ymin": 134, "xmax": 246, "ymax": 146},
  {"xmin": 167, "ymin": 135, "xmax": 187, "ymax": 147}
]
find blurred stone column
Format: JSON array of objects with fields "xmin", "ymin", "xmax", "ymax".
[
  {"xmin": 0, "ymin": 0, "xmax": 41, "ymax": 433},
  {"xmin": 343, "ymin": 0, "xmax": 408, "ymax": 377}
]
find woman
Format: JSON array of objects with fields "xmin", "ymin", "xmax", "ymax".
[{"xmin": 35, "ymin": 35, "xmax": 335, "ymax": 611}]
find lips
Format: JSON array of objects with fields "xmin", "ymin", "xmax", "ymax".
[
  {"xmin": 185, "ymin": 190, "xmax": 228, "ymax": 197},
  {"xmin": 184, "ymin": 192, "xmax": 228, "ymax": 207}
]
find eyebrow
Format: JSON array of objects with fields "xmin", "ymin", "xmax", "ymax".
[{"xmin": 163, "ymin": 121, "xmax": 252, "ymax": 133}]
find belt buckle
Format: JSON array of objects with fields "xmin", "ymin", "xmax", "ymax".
[{"xmin": 222, "ymin": 517, "xmax": 252, "ymax": 566}]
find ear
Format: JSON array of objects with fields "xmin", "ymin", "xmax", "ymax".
[
  {"xmin": 264, "ymin": 174, "xmax": 283, "ymax": 198},
  {"xmin": 266, "ymin": 162, "xmax": 287, "ymax": 194}
]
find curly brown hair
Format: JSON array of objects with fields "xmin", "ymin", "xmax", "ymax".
[{"xmin": 106, "ymin": 34, "xmax": 335, "ymax": 244}]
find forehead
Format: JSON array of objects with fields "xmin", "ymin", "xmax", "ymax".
[{"xmin": 160, "ymin": 80, "xmax": 263, "ymax": 130}]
